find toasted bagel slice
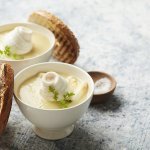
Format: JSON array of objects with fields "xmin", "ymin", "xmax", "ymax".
[{"xmin": 0, "ymin": 63, "xmax": 14, "ymax": 135}]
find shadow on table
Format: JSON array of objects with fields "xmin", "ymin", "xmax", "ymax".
[
  {"xmin": 55, "ymin": 126, "xmax": 106, "ymax": 150},
  {"xmin": 90, "ymin": 95, "xmax": 122, "ymax": 112},
  {"xmin": 0, "ymin": 125, "xmax": 106, "ymax": 150},
  {"xmin": 0, "ymin": 127, "xmax": 16, "ymax": 149},
  {"xmin": 0, "ymin": 96, "xmax": 122, "ymax": 150}
]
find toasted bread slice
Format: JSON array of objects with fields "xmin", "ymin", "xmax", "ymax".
[
  {"xmin": 0, "ymin": 63, "xmax": 14, "ymax": 135},
  {"xmin": 28, "ymin": 10, "xmax": 80, "ymax": 64}
]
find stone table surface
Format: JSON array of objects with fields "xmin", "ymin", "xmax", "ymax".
[{"xmin": 0, "ymin": 0, "xmax": 150, "ymax": 149}]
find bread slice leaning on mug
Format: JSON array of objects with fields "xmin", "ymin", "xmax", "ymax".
[{"xmin": 0, "ymin": 63, "xmax": 14, "ymax": 135}]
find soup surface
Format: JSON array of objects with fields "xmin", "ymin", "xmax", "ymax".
[
  {"xmin": 18, "ymin": 72, "xmax": 88, "ymax": 109},
  {"xmin": 0, "ymin": 28, "xmax": 50, "ymax": 60}
]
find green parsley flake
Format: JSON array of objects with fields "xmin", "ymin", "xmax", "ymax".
[
  {"xmin": 0, "ymin": 46, "xmax": 24, "ymax": 60},
  {"xmin": 48, "ymin": 86, "xmax": 74, "ymax": 108},
  {"xmin": 49, "ymin": 86, "xmax": 59, "ymax": 101}
]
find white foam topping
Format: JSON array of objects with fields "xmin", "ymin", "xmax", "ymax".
[{"xmin": 2, "ymin": 26, "xmax": 33, "ymax": 55}]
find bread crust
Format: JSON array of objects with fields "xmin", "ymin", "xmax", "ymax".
[
  {"xmin": 28, "ymin": 10, "xmax": 80, "ymax": 64},
  {"xmin": 0, "ymin": 63, "xmax": 14, "ymax": 135}
]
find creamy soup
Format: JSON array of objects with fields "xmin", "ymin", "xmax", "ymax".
[
  {"xmin": 18, "ymin": 72, "xmax": 88, "ymax": 109},
  {"xmin": 0, "ymin": 27, "xmax": 50, "ymax": 60}
]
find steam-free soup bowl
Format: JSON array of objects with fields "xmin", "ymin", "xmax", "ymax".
[
  {"xmin": 0, "ymin": 23, "xmax": 55, "ymax": 75},
  {"xmin": 14, "ymin": 62, "xmax": 94, "ymax": 140}
]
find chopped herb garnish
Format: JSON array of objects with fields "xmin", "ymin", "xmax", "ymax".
[
  {"xmin": 49, "ymin": 86, "xmax": 59, "ymax": 101},
  {"xmin": 48, "ymin": 86, "xmax": 74, "ymax": 108},
  {"xmin": 63, "ymin": 92, "xmax": 75, "ymax": 102},
  {"xmin": 0, "ymin": 46, "xmax": 24, "ymax": 60},
  {"xmin": 12, "ymin": 53, "xmax": 24, "ymax": 60},
  {"xmin": 0, "ymin": 50, "xmax": 3, "ymax": 55},
  {"xmin": 4, "ymin": 46, "xmax": 11, "ymax": 56},
  {"xmin": 59, "ymin": 100, "xmax": 69, "ymax": 108}
]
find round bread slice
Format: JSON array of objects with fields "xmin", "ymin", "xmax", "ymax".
[
  {"xmin": 28, "ymin": 10, "xmax": 80, "ymax": 64},
  {"xmin": 0, "ymin": 63, "xmax": 14, "ymax": 135}
]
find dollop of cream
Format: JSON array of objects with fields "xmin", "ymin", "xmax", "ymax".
[
  {"xmin": 40, "ymin": 72, "xmax": 67, "ymax": 101},
  {"xmin": 2, "ymin": 26, "xmax": 33, "ymax": 55}
]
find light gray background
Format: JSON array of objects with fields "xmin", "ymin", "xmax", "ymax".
[{"xmin": 0, "ymin": 0, "xmax": 150, "ymax": 149}]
